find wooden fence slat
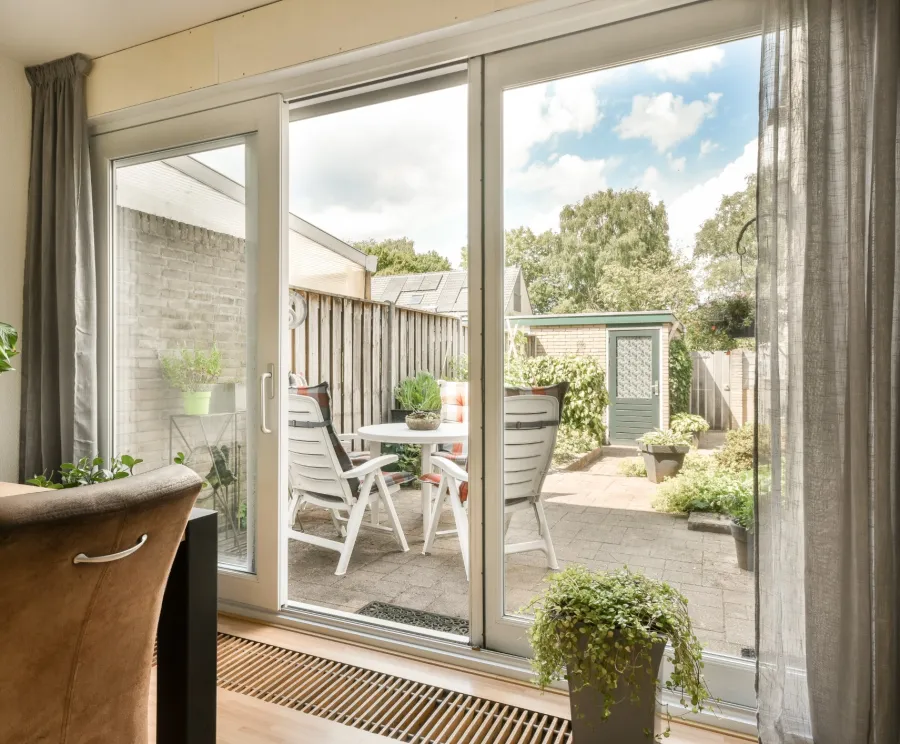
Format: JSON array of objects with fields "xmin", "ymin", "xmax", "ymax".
[
  {"xmin": 363, "ymin": 304, "xmax": 373, "ymax": 432},
  {"xmin": 320, "ymin": 297, "xmax": 331, "ymax": 406},
  {"xmin": 307, "ymin": 294, "xmax": 320, "ymax": 384},
  {"xmin": 351, "ymin": 299, "xmax": 362, "ymax": 434}
]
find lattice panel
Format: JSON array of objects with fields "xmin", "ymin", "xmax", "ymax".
[{"xmin": 616, "ymin": 336, "xmax": 653, "ymax": 399}]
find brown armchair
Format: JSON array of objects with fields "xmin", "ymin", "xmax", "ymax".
[{"xmin": 0, "ymin": 464, "xmax": 202, "ymax": 744}]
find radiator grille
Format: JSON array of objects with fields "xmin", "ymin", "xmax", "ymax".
[{"xmin": 216, "ymin": 633, "xmax": 573, "ymax": 744}]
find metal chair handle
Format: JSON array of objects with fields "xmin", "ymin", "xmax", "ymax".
[{"xmin": 73, "ymin": 534, "xmax": 148, "ymax": 564}]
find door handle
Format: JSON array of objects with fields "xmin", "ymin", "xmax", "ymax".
[
  {"xmin": 652, "ymin": 381, "xmax": 659, "ymax": 396},
  {"xmin": 260, "ymin": 368, "xmax": 273, "ymax": 434}
]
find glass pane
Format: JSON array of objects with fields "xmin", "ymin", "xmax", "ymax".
[
  {"xmin": 113, "ymin": 140, "xmax": 256, "ymax": 571},
  {"xmin": 500, "ymin": 38, "xmax": 760, "ymax": 660},
  {"xmin": 285, "ymin": 83, "xmax": 470, "ymax": 638}
]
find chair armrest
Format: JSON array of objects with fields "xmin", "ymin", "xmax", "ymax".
[
  {"xmin": 431, "ymin": 455, "xmax": 469, "ymax": 482},
  {"xmin": 337, "ymin": 433, "xmax": 355, "ymax": 443},
  {"xmin": 340, "ymin": 455, "xmax": 398, "ymax": 480}
]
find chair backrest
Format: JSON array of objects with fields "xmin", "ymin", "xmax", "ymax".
[
  {"xmin": 503, "ymin": 383, "xmax": 568, "ymax": 504},
  {"xmin": 288, "ymin": 383, "xmax": 358, "ymax": 503},
  {"xmin": 439, "ymin": 380, "xmax": 469, "ymax": 457},
  {"xmin": 0, "ymin": 465, "xmax": 202, "ymax": 744}
]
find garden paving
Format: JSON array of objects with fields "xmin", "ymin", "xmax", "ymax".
[{"xmin": 286, "ymin": 445, "xmax": 755, "ymax": 659}]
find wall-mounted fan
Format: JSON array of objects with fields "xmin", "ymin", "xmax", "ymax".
[{"xmin": 288, "ymin": 290, "xmax": 308, "ymax": 329}]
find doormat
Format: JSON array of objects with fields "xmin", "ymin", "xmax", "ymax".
[{"xmin": 357, "ymin": 600, "xmax": 469, "ymax": 636}]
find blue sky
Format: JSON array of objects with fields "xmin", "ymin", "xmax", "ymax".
[{"xmin": 244, "ymin": 37, "xmax": 762, "ymax": 266}]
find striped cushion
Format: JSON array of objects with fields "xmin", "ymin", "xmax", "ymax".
[
  {"xmin": 379, "ymin": 471, "xmax": 416, "ymax": 488},
  {"xmin": 433, "ymin": 451, "xmax": 468, "ymax": 466},
  {"xmin": 420, "ymin": 469, "xmax": 468, "ymax": 503},
  {"xmin": 439, "ymin": 380, "xmax": 469, "ymax": 459},
  {"xmin": 293, "ymin": 382, "xmax": 358, "ymax": 494},
  {"xmin": 348, "ymin": 451, "xmax": 372, "ymax": 466}
]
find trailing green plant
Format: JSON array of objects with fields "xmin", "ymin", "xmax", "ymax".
[
  {"xmin": 505, "ymin": 355, "xmax": 608, "ymax": 442},
  {"xmin": 0, "ymin": 322, "xmax": 18, "ymax": 374},
  {"xmin": 728, "ymin": 489, "xmax": 753, "ymax": 531},
  {"xmin": 395, "ymin": 372, "xmax": 441, "ymax": 412},
  {"xmin": 618, "ymin": 457, "xmax": 647, "ymax": 477},
  {"xmin": 160, "ymin": 345, "xmax": 222, "ymax": 392},
  {"xmin": 445, "ymin": 354, "xmax": 469, "ymax": 381},
  {"xmin": 637, "ymin": 428, "xmax": 691, "ymax": 447},
  {"xmin": 552, "ymin": 425, "xmax": 601, "ymax": 468},
  {"xmin": 27, "ymin": 454, "xmax": 144, "ymax": 489},
  {"xmin": 527, "ymin": 565, "xmax": 708, "ymax": 737},
  {"xmin": 714, "ymin": 422, "xmax": 769, "ymax": 472},
  {"xmin": 668, "ymin": 338, "xmax": 691, "ymax": 416},
  {"xmin": 670, "ymin": 413, "xmax": 710, "ymax": 439},
  {"xmin": 653, "ymin": 466, "xmax": 753, "ymax": 516}
]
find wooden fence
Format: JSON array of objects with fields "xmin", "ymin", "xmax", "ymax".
[
  {"xmin": 689, "ymin": 350, "xmax": 756, "ymax": 431},
  {"xmin": 290, "ymin": 288, "xmax": 468, "ymax": 437}
]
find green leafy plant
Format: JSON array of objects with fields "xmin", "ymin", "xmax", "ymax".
[
  {"xmin": 505, "ymin": 355, "xmax": 608, "ymax": 442},
  {"xmin": 653, "ymin": 465, "xmax": 753, "ymax": 516},
  {"xmin": 668, "ymin": 338, "xmax": 691, "ymax": 416},
  {"xmin": 394, "ymin": 372, "xmax": 441, "ymax": 412},
  {"xmin": 527, "ymin": 565, "xmax": 708, "ymax": 737},
  {"xmin": 382, "ymin": 443, "xmax": 422, "ymax": 477},
  {"xmin": 727, "ymin": 489, "xmax": 754, "ymax": 531},
  {"xmin": 0, "ymin": 322, "xmax": 18, "ymax": 374},
  {"xmin": 27, "ymin": 454, "xmax": 144, "ymax": 489},
  {"xmin": 552, "ymin": 425, "xmax": 601, "ymax": 468},
  {"xmin": 160, "ymin": 345, "xmax": 222, "ymax": 392},
  {"xmin": 670, "ymin": 413, "xmax": 710, "ymax": 439},
  {"xmin": 618, "ymin": 457, "xmax": 647, "ymax": 478},
  {"xmin": 637, "ymin": 428, "xmax": 691, "ymax": 447},
  {"xmin": 713, "ymin": 423, "xmax": 769, "ymax": 472},
  {"xmin": 445, "ymin": 354, "xmax": 469, "ymax": 381}
]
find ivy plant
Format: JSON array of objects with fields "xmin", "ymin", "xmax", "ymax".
[
  {"xmin": 668, "ymin": 338, "xmax": 691, "ymax": 416},
  {"xmin": 0, "ymin": 322, "xmax": 18, "ymax": 374},
  {"xmin": 527, "ymin": 566, "xmax": 708, "ymax": 738}
]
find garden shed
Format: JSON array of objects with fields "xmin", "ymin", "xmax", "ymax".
[{"xmin": 509, "ymin": 311, "xmax": 683, "ymax": 445}]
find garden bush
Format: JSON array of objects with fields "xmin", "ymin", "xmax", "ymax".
[
  {"xmin": 505, "ymin": 355, "xmax": 608, "ymax": 442},
  {"xmin": 618, "ymin": 457, "xmax": 647, "ymax": 477},
  {"xmin": 668, "ymin": 337, "xmax": 692, "ymax": 416},
  {"xmin": 671, "ymin": 413, "xmax": 710, "ymax": 439},
  {"xmin": 653, "ymin": 464, "xmax": 753, "ymax": 516},
  {"xmin": 552, "ymin": 426, "xmax": 601, "ymax": 468},
  {"xmin": 714, "ymin": 422, "xmax": 762, "ymax": 472}
]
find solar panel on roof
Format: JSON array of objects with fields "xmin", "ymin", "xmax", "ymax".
[
  {"xmin": 436, "ymin": 275, "xmax": 465, "ymax": 312},
  {"xmin": 403, "ymin": 276, "xmax": 424, "ymax": 291},
  {"xmin": 382, "ymin": 277, "xmax": 406, "ymax": 303},
  {"xmin": 419, "ymin": 274, "xmax": 441, "ymax": 292}
]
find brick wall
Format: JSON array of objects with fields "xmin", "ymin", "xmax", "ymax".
[{"xmin": 531, "ymin": 325, "xmax": 607, "ymax": 359}]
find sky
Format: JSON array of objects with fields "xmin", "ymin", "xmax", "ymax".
[{"xmin": 201, "ymin": 36, "xmax": 760, "ymax": 267}]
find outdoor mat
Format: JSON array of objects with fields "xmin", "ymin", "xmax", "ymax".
[{"xmin": 357, "ymin": 600, "xmax": 469, "ymax": 636}]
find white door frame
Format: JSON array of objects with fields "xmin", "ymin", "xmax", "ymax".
[
  {"xmin": 480, "ymin": 0, "xmax": 759, "ymax": 717},
  {"xmin": 91, "ymin": 95, "xmax": 289, "ymax": 610}
]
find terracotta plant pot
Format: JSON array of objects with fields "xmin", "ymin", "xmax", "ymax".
[
  {"xmin": 639, "ymin": 443, "xmax": 690, "ymax": 483},
  {"xmin": 405, "ymin": 414, "xmax": 441, "ymax": 431},
  {"xmin": 567, "ymin": 638, "xmax": 665, "ymax": 744},
  {"xmin": 730, "ymin": 522, "xmax": 754, "ymax": 571}
]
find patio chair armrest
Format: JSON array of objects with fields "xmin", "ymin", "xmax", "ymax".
[
  {"xmin": 336, "ymin": 432, "xmax": 356, "ymax": 443},
  {"xmin": 431, "ymin": 455, "xmax": 468, "ymax": 482},
  {"xmin": 340, "ymin": 454, "xmax": 398, "ymax": 480}
]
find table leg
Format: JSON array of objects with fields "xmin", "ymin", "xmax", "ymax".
[
  {"xmin": 421, "ymin": 444, "xmax": 435, "ymax": 537},
  {"xmin": 369, "ymin": 440, "xmax": 381, "ymax": 526}
]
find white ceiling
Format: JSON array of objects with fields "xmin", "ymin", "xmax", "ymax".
[{"xmin": 0, "ymin": 0, "xmax": 275, "ymax": 66}]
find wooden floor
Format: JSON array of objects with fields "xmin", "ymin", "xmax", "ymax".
[{"xmin": 150, "ymin": 615, "xmax": 754, "ymax": 744}]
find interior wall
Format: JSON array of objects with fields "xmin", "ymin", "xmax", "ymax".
[
  {"xmin": 86, "ymin": 0, "xmax": 537, "ymax": 117},
  {"xmin": 0, "ymin": 54, "xmax": 30, "ymax": 481}
]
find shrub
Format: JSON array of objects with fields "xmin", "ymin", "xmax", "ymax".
[
  {"xmin": 653, "ymin": 465, "xmax": 753, "ymax": 515},
  {"xmin": 395, "ymin": 372, "xmax": 441, "ymax": 411},
  {"xmin": 668, "ymin": 337, "xmax": 691, "ymax": 416},
  {"xmin": 671, "ymin": 413, "xmax": 710, "ymax": 439},
  {"xmin": 637, "ymin": 428, "xmax": 691, "ymax": 447},
  {"xmin": 715, "ymin": 422, "xmax": 760, "ymax": 472},
  {"xmin": 728, "ymin": 489, "xmax": 754, "ymax": 530},
  {"xmin": 618, "ymin": 457, "xmax": 647, "ymax": 477},
  {"xmin": 552, "ymin": 426, "xmax": 601, "ymax": 468},
  {"xmin": 505, "ymin": 355, "xmax": 608, "ymax": 442}
]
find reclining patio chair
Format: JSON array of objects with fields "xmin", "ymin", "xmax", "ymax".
[
  {"xmin": 288, "ymin": 383, "xmax": 411, "ymax": 576},
  {"xmin": 422, "ymin": 383, "xmax": 568, "ymax": 580}
]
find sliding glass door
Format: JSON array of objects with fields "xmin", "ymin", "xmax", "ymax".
[
  {"xmin": 91, "ymin": 97, "xmax": 288, "ymax": 609},
  {"xmin": 481, "ymin": 0, "xmax": 760, "ymax": 721}
]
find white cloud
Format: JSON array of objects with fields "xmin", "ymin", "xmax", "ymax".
[
  {"xmin": 666, "ymin": 152, "xmax": 686, "ymax": 172},
  {"xmin": 646, "ymin": 46, "xmax": 725, "ymax": 82},
  {"xmin": 616, "ymin": 92, "xmax": 721, "ymax": 152},
  {"xmin": 699, "ymin": 139, "xmax": 720, "ymax": 157},
  {"xmin": 668, "ymin": 138, "xmax": 758, "ymax": 256},
  {"xmin": 640, "ymin": 166, "xmax": 662, "ymax": 203}
]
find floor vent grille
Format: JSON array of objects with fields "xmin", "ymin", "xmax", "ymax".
[{"xmin": 216, "ymin": 633, "xmax": 573, "ymax": 744}]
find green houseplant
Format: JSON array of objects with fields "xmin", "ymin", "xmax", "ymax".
[
  {"xmin": 27, "ymin": 454, "xmax": 144, "ymax": 489},
  {"xmin": 160, "ymin": 345, "xmax": 222, "ymax": 415},
  {"xmin": 393, "ymin": 372, "xmax": 441, "ymax": 425},
  {"xmin": 0, "ymin": 322, "xmax": 18, "ymax": 375},
  {"xmin": 726, "ymin": 489, "xmax": 754, "ymax": 571},
  {"xmin": 670, "ymin": 413, "xmax": 710, "ymax": 448},
  {"xmin": 636, "ymin": 429, "xmax": 691, "ymax": 483},
  {"xmin": 528, "ymin": 566, "xmax": 708, "ymax": 742}
]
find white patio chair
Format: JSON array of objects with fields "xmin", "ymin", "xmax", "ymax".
[
  {"xmin": 422, "ymin": 389, "xmax": 565, "ymax": 578},
  {"xmin": 287, "ymin": 391, "xmax": 411, "ymax": 576}
]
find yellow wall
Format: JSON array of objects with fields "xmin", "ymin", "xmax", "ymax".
[{"xmin": 87, "ymin": 0, "xmax": 537, "ymax": 117}]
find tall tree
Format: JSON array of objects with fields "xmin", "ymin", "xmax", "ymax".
[
  {"xmin": 354, "ymin": 237, "xmax": 452, "ymax": 276},
  {"xmin": 504, "ymin": 228, "xmax": 567, "ymax": 314}
]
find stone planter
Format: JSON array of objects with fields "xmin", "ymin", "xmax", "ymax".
[
  {"xmin": 567, "ymin": 638, "xmax": 665, "ymax": 743},
  {"xmin": 182, "ymin": 390, "xmax": 212, "ymax": 416},
  {"xmin": 639, "ymin": 443, "xmax": 690, "ymax": 484},
  {"xmin": 405, "ymin": 414, "xmax": 441, "ymax": 431},
  {"xmin": 392, "ymin": 407, "xmax": 439, "ymax": 423},
  {"xmin": 730, "ymin": 522, "xmax": 755, "ymax": 571}
]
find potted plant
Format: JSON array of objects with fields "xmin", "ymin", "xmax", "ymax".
[
  {"xmin": 393, "ymin": 372, "xmax": 441, "ymax": 423},
  {"xmin": 405, "ymin": 409, "xmax": 441, "ymax": 431},
  {"xmin": 27, "ymin": 454, "xmax": 144, "ymax": 489},
  {"xmin": 528, "ymin": 566, "xmax": 708, "ymax": 743},
  {"xmin": 0, "ymin": 321, "xmax": 18, "ymax": 375},
  {"xmin": 670, "ymin": 413, "xmax": 710, "ymax": 449},
  {"xmin": 727, "ymin": 490, "xmax": 754, "ymax": 571},
  {"xmin": 637, "ymin": 429, "xmax": 691, "ymax": 483},
  {"xmin": 160, "ymin": 345, "xmax": 222, "ymax": 416}
]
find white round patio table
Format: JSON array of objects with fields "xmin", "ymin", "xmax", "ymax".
[{"xmin": 357, "ymin": 422, "xmax": 468, "ymax": 537}]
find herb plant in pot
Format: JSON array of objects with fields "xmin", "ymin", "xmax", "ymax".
[
  {"xmin": 160, "ymin": 345, "xmax": 223, "ymax": 416},
  {"xmin": 727, "ymin": 490, "xmax": 754, "ymax": 571},
  {"xmin": 670, "ymin": 413, "xmax": 710, "ymax": 449},
  {"xmin": 528, "ymin": 566, "xmax": 708, "ymax": 743},
  {"xmin": 393, "ymin": 372, "xmax": 441, "ymax": 424},
  {"xmin": 637, "ymin": 429, "xmax": 691, "ymax": 483}
]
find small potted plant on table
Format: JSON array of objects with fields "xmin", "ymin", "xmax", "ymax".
[
  {"xmin": 393, "ymin": 372, "xmax": 441, "ymax": 427},
  {"xmin": 670, "ymin": 413, "xmax": 710, "ymax": 449},
  {"xmin": 160, "ymin": 345, "xmax": 222, "ymax": 416},
  {"xmin": 528, "ymin": 566, "xmax": 708, "ymax": 743},
  {"xmin": 637, "ymin": 429, "xmax": 691, "ymax": 483}
]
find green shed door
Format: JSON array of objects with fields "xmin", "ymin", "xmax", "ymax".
[{"xmin": 608, "ymin": 329, "xmax": 660, "ymax": 445}]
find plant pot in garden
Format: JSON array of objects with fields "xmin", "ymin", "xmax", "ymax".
[
  {"xmin": 405, "ymin": 412, "xmax": 441, "ymax": 431},
  {"xmin": 568, "ymin": 638, "xmax": 665, "ymax": 744},
  {"xmin": 183, "ymin": 390, "xmax": 212, "ymax": 416},
  {"xmin": 639, "ymin": 443, "xmax": 690, "ymax": 484},
  {"xmin": 730, "ymin": 522, "xmax": 755, "ymax": 571}
]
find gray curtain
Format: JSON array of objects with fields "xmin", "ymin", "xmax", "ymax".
[
  {"xmin": 19, "ymin": 54, "xmax": 97, "ymax": 480},
  {"xmin": 757, "ymin": 1, "xmax": 899, "ymax": 743}
]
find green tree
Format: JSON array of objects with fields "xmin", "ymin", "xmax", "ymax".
[
  {"xmin": 354, "ymin": 237, "xmax": 452, "ymax": 276},
  {"xmin": 588, "ymin": 258, "xmax": 697, "ymax": 319},
  {"xmin": 693, "ymin": 174, "xmax": 757, "ymax": 297},
  {"xmin": 504, "ymin": 228, "xmax": 568, "ymax": 314}
]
